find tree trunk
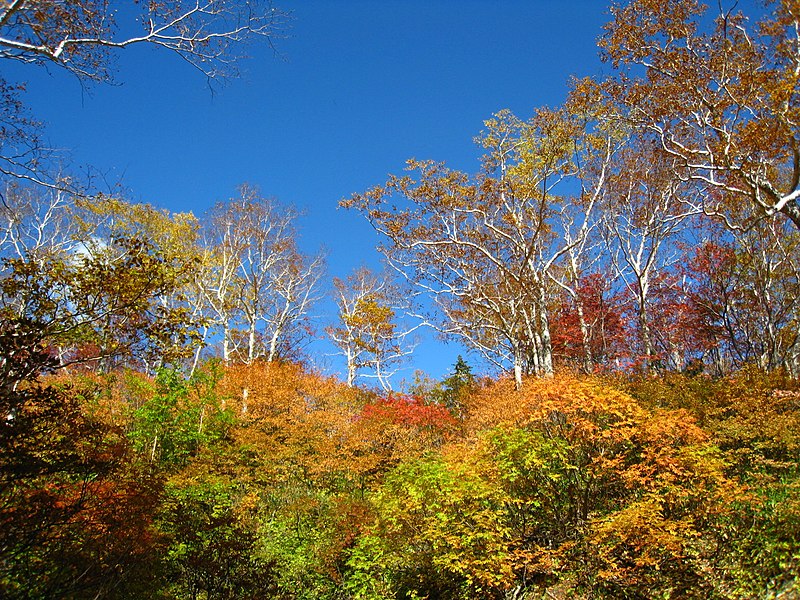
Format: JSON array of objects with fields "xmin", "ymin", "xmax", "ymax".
[
  {"xmin": 537, "ymin": 285, "xmax": 554, "ymax": 377},
  {"xmin": 636, "ymin": 283, "xmax": 654, "ymax": 370},
  {"xmin": 248, "ymin": 320, "xmax": 257, "ymax": 364},
  {"xmin": 346, "ymin": 348, "xmax": 357, "ymax": 387},
  {"xmin": 267, "ymin": 329, "xmax": 280, "ymax": 363},
  {"xmin": 639, "ymin": 309, "xmax": 654, "ymax": 369},
  {"xmin": 575, "ymin": 298, "xmax": 593, "ymax": 374},
  {"xmin": 189, "ymin": 325, "xmax": 209, "ymax": 378},
  {"xmin": 222, "ymin": 323, "xmax": 231, "ymax": 365},
  {"xmin": 150, "ymin": 435, "xmax": 159, "ymax": 463},
  {"xmin": 513, "ymin": 347, "xmax": 524, "ymax": 390}
]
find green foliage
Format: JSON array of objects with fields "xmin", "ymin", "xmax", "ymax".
[
  {"xmin": 3, "ymin": 324, "xmax": 799, "ymax": 599},
  {"xmin": 713, "ymin": 477, "xmax": 800, "ymax": 599},
  {"xmin": 481, "ymin": 424, "xmax": 582, "ymax": 576},
  {"xmin": 129, "ymin": 364, "xmax": 233, "ymax": 469},
  {"xmin": 256, "ymin": 488, "xmax": 346, "ymax": 600},
  {"xmin": 156, "ymin": 477, "xmax": 274, "ymax": 600},
  {"xmin": 424, "ymin": 355, "xmax": 475, "ymax": 414},
  {"xmin": 346, "ymin": 453, "xmax": 512, "ymax": 600}
]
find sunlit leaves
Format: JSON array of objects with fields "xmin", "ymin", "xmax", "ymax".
[
  {"xmin": 600, "ymin": 0, "xmax": 800, "ymax": 229},
  {"xmin": 344, "ymin": 93, "xmax": 620, "ymax": 381},
  {"xmin": 129, "ymin": 365, "xmax": 232, "ymax": 469},
  {"xmin": 328, "ymin": 266, "xmax": 415, "ymax": 389},
  {"xmin": 347, "ymin": 453, "xmax": 513, "ymax": 599}
]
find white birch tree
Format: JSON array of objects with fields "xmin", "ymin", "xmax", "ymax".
[
  {"xmin": 344, "ymin": 84, "xmax": 617, "ymax": 386},
  {"xmin": 328, "ymin": 266, "xmax": 417, "ymax": 390},
  {"xmin": 601, "ymin": 139, "xmax": 696, "ymax": 370},
  {"xmin": 600, "ymin": 0, "xmax": 800, "ymax": 230},
  {"xmin": 200, "ymin": 185, "xmax": 323, "ymax": 365}
]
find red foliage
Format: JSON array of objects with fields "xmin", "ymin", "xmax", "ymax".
[
  {"xmin": 680, "ymin": 240, "xmax": 740, "ymax": 348},
  {"xmin": 646, "ymin": 270, "xmax": 709, "ymax": 370},
  {"xmin": 359, "ymin": 393, "xmax": 458, "ymax": 431},
  {"xmin": 551, "ymin": 273, "xmax": 628, "ymax": 371}
]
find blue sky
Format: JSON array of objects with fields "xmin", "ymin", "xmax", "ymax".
[{"xmin": 12, "ymin": 0, "xmax": 612, "ymax": 383}]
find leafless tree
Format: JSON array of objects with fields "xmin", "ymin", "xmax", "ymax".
[{"xmin": 200, "ymin": 185, "xmax": 323, "ymax": 365}]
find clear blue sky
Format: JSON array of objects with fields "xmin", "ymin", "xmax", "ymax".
[{"xmin": 12, "ymin": 0, "xmax": 612, "ymax": 384}]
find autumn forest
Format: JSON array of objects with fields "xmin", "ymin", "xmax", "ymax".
[{"xmin": 2, "ymin": 0, "xmax": 800, "ymax": 598}]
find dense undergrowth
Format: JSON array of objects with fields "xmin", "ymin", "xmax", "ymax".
[{"xmin": 2, "ymin": 335, "xmax": 798, "ymax": 599}]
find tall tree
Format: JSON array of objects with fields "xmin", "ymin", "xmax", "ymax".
[
  {"xmin": 200, "ymin": 199, "xmax": 246, "ymax": 364},
  {"xmin": 685, "ymin": 219, "xmax": 800, "ymax": 374},
  {"xmin": 74, "ymin": 196, "xmax": 205, "ymax": 369},
  {"xmin": 260, "ymin": 237, "xmax": 325, "ymax": 364},
  {"xmin": 344, "ymin": 84, "xmax": 618, "ymax": 385},
  {"xmin": 328, "ymin": 266, "xmax": 416, "ymax": 390},
  {"xmin": 601, "ymin": 138, "xmax": 696, "ymax": 370},
  {"xmin": 201, "ymin": 186, "xmax": 323, "ymax": 365},
  {"xmin": 600, "ymin": 0, "xmax": 800, "ymax": 230},
  {"xmin": 546, "ymin": 81, "xmax": 625, "ymax": 373},
  {"xmin": 229, "ymin": 186, "xmax": 296, "ymax": 364}
]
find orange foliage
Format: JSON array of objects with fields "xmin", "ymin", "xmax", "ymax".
[
  {"xmin": 219, "ymin": 361, "xmax": 362, "ymax": 484},
  {"xmin": 460, "ymin": 375, "xmax": 742, "ymax": 596},
  {"xmin": 217, "ymin": 363, "xmax": 459, "ymax": 490}
]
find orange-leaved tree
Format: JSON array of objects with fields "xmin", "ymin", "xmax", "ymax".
[
  {"xmin": 461, "ymin": 376, "xmax": 742, "ymax": 597},
  {"xmin": 600, "ymin": 0, "xmax": 800, "ymax": 230}
]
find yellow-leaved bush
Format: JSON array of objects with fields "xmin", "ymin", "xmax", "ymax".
[{"xmin": 377, "ymin": 375, "xmax": 745, "ymax": 598}]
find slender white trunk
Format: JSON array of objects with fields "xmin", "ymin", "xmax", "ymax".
[
  {"xmin": 575, "ymin": 299, "xmax": 593, "ymax": 373},
  {"xmin": 189, "ymin": 325, "xmax": 209, "ymax": 378},
  {"xmin": 248, "ymin": 320, "xmax": 257, "ymax": 364},
  {"xmin": 346, "ymin": 348, "xmax": 357, "ymax": 387},
  {"xmin": 537, "ymin": 285, "xmax": 554, "ymax": 377},
  {"xmin": 267, "ymin": 329, "xmax": 280, "ymax": 363},
  {"xmin": 223, "ymin": 323, "xmax": 231, "ymax": 365},
  {"xmin": 639, "ymin": 304, "xmax": 654, "ymax": 369},
  {"xmin": 513, "ymin": 346, "xmax": 524, "ymax": 389},
  {"xmin": 150, "ymin": 435, "xmax": 159, "ymax": 463}
]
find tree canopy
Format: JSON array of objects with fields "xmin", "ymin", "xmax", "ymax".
[{"xmin": 1, "ymin": 1, "xmax": 799, "ymax": 598}]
